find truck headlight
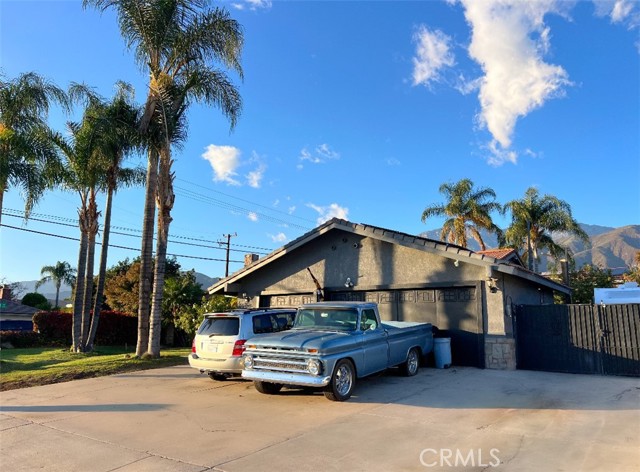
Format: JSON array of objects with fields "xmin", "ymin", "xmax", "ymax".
[
  {"xmin": 307, "ymin": 358, "xmax": 321, "ymax": 375},
  {"xmin": 243, "ymin": 355, "xmax": 254, "ymax": 369}
]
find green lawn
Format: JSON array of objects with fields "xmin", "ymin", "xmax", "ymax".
[{"xmin": 0, "ymin": 346, "xmax": 190, "ymax": 391}]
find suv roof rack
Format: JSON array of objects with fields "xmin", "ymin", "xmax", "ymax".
[{"xmin": 229, "ymin": 307, "xmax": 296, "ymax": 314}]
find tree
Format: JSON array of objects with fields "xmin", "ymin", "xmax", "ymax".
[
  {"xmin": 162, "ymin": 270, "xmax": 205, "ymax": 345},
  {"xmin": 421, "ymin": 178, "xmax": 503, "ymax": 250},
  {"xmin": 623, "ymin": 251, "xmax": 640, "ymax": 285},
  {"xmin": 103, "ymin": 257, "xmax": 181, "ymax": 316},
  {"xmin": 35, "ymin": 261, "xmax": 77, "ymax": 309},
  {"xmin": 173, "ymin": 294, "xmax": 236, "ymax": 339},
  {"xmin": 86, "ymin": 82, "xmax": 144, "ymax": 352},
  {"xmin": 0, "ymin": 279, "xmax": 26, "ymax": 300},
  {"xmin": 21, "ymin": 292, "xmax": 51, "ymax": 311},
  {"xmin": 0, "ymin": 72, "xmax": 68, "ymax": 225},
  {"xmin": 504, "ymin": 187, "xmax": 589, "ymax": 273},
  {"xmin": 84, "ymin": 0, "xmax": 244, "ymax": 357},
  {"xmin": 51, "ymin": 88, "xmax": 108, "ymax": 352},
  {"xmin": 570, "ymin": 265, "xmax": 614, "ymax": 304}
]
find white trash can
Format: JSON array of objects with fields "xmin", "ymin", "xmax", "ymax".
[{"xmin": 434, "ymin": 337, "xmax": 452, "ymax": 369}]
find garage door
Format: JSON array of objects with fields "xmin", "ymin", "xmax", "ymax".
[{"xmin": 329, "ymin": 288, "xmax": 483, "ymax": 367}]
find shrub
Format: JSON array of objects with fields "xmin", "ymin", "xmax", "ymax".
[
  {"xmin": 33, "ymin": 311, "xmax": 71, "ymax": 342},
  {"xmin": 0, "ymin": 330, "xmax": 44, "ymax": 348},
  {"xmin": 33, "ymin": 311, "xmax": 137, "ymax": 346},
  {"xmin": 21, "ymin": 292, "xmax": 51, "ymax": 311}
]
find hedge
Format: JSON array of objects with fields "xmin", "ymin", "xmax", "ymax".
[
  {"xmin": 0, "ymin": 330, "xmax": 46, "ymax": 348},
  {"xmin": 32, "ymin": 311, "xmax": 137, "ymax": 346}
]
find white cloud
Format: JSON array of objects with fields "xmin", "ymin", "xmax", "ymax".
[
  {"xmin": 458, "ymin": 0, "xmax": 573, "ymax": 163},
  {"xmin": 248, "ymin": 212, "xmax": 258, "ymax": 222},
  {"xmin": 246, "ymin": 163, "xmax": 266, "ymax": 188},
  {"xmin": 412, "ymin": 25, "xmax": 455, "ymax": 87},
  {"xmin": 231, "ymin": 0, "xmax": 272, "ymax": 11},
  {"xmin": 269, "ymin": 232, "xmax": 287, "ymax": 243},
  {"xmin": 288, "ymin": 206, "xmax": 296, "ymax": 215},
  {"xmin": 485, "ymin": 140, "xmax": 518, "ymax": 167},
  {"xmin": 201, "ymin": 144, "xmax": 241, "ymax": 185},
  {"xmin": 307, "ymin": 203, "xmax": 349, "ymax": 225},
  {"xmin": 299, "ymin": 144, "xmax": 340, "ymax": 165},
  {"xmin": 386, "ymin": 157, "xmax": 401, "ymax": 166},
  {"xmin": 593, "ymin": 0, "xmax": 640, "ymax": 27}
]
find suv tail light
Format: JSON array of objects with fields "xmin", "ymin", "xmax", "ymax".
[
  {"xmin": 191, "ymin": 338, "xmax": 196, "ymax": 353},
  {"xmin": 232, "ymin": 339, "xmax": 247, "ymax": 356}
]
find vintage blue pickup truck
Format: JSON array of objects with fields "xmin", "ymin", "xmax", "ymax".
[{"xmin": 241, "ymin": 301, "xmax": 433, "ymax": 401}]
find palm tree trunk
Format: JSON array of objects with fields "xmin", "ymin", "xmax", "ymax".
[
  {"xmin": 0, "ymin": 183, "xmax": 4, "ymax": 227},
  {"xmin": 81, "ymin": 195, "xmax": 98, "ymax": 351},
  {"xmin": 136, "ymin": 148, "xmax": 159, "ymax": 357},
  {"xmin": 87, "ymin": 186, "xmax": 114, "ymax": 352},
  {"xmin": 532, "ymin": 244, "xmax": 540, "ymax": 274},
  {"xmin": 148, "ymin": 151, "xmax": 174, "ymax": 357},
  {"xmin": 54, "ymin": 281, "xmax": 61, "ymax": 309},
  {"xmin": 73, "ymin": 223, "xmax": 88, "ymax": 352}
]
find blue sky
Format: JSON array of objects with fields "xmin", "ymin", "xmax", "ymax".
[{"xmin": 1, "ymin": 0, "xmax": 639, "ymax": 284}]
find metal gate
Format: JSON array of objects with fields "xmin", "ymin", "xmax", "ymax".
[{"xmin": 515, "ymin": 304, "xmax": 640, "ymax": 377}]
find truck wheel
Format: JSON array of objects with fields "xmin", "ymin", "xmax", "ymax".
[
  {"xmin": 324, "ymin": 359, "xmax": 355, "ymax": 401},
  {"xmin": 254, "ymin": 381, "xmax": 283, "ymax": 395},
  {"xmin": 401, "ymin": 348, "xmax": 420, "ymax": 377}
]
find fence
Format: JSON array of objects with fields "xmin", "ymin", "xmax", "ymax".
[{"xmin": 514, "ymin": 303, "xmax": 640, "ymax": 377}]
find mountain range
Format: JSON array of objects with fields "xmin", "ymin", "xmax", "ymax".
[{"xmin": 419, "ymin": 224, "xmax": 640, "ymax": 273}]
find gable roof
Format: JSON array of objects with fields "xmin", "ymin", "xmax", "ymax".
[
  {"xmin": 476, "ymin": 248, "xmax": 525, "ymax": 267},
  {"xmin": 0, "ymin": 299, "xmax": 40, "ymax": 316},
  {"xmin": 209, "ymin": 218, "xmax": 570, "ymax": 295}
]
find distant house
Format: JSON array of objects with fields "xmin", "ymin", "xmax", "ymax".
[
  {"xmin": 0, "ymin": 287, "xmax": 39, "ymax": 331},
  {"xmin": 208, "ymin": 218, "xmax": 570, "ymax": 370},
  {"xmin": 476, "ymin": 248, "xmax": 525, "ymax": 267}
]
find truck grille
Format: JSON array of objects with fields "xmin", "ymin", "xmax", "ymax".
[
  {"xmin": 253, "ymin": 356, "xmax": 308, "ymax": 373},
  {"xmin": 246, "ymin": 347, "xmax": 315, "ymax": 374}
]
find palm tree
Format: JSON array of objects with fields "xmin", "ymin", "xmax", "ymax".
[
  {"xmin": 35, "ymin": 261, "xmax": 77, "ymax": 309},
  {"xmin": 84, "ymin": 0, "xmax": 244, "ymax": 357},
  {"xmin": 0, "ymin": 72, "xmax": 68, "ymax": 226},
  {"xmin": 504, "ymin": 187, "xmax": 589, "ymax": 273},
  {"xmin": 51, "ymin": 91, "xmax": 107, "ymax": 352},
  {"xmin": 421, "ymin": 178, "xmax": 503, "ymax": 250},
  {"xmin": 86, "ymin": 83, "xmax": 144, "ymax": 352}
]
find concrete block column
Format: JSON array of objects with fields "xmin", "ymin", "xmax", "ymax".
[{"xmin": 485, "ymin": 335, "xmax": 516, "ymax": 370}]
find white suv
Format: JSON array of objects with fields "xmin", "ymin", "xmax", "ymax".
[{"xmin": 188, "ymin": 308, "xmax": 297, "ymax": 380}]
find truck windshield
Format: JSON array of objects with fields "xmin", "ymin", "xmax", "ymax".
[{"xmin": 293, "ymin": 308, "xmax": 358, "ymax": 332}]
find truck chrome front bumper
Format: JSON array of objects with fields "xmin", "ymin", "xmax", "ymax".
[{"xmin": 242, "ymin": 369, "xmax": 331, "ymax": 387}]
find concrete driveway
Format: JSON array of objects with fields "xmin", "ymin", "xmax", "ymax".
[{"xmin": 1, "ymin": 365, "xmax": 638, "ymax": 471}]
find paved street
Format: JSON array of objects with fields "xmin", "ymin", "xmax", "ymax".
[{"xmin": 1, "ymin": 365, "xmax": 639, "ymax": 471}]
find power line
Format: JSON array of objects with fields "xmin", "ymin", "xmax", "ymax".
[
  {"xmin": 0, "ymin": 224, "xmax": 244, "ymax": 263},
  {"xmin": 173, "ymin": 185, "xmax": 312, "ymax": 231},
  {"xmin": 2, "ymin": 208, "xmax": 273, "ymax": 254},
  {"xmin": 176, "ymin": 176, "xmax": 315, "ymax": 224}
]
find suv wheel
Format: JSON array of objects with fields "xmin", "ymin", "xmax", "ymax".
[{"xmin": 208, "ymin": 372, "xmax": 228, "ymax": 381}]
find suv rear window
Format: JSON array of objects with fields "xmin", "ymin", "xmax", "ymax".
[
  {"xmin": 253, "ymin": 312, "xmax": 296, "ymax": 334},
  {"xmin": 198, "ymin": 317, "xmax": 239, "ymax": 336}
]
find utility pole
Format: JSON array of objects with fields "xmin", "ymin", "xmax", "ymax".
[{"xmin": 220, "ymin": 233, "xmax": 237, "ymax": 277}]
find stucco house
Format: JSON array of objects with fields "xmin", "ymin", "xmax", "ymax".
[
  {"xmin": 0, "ymin": 287, "xmax": 39, "ymax": 331},
  {"xmin": 208, "ymin": 218, "xmax": 570, "ymax": 369}
]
